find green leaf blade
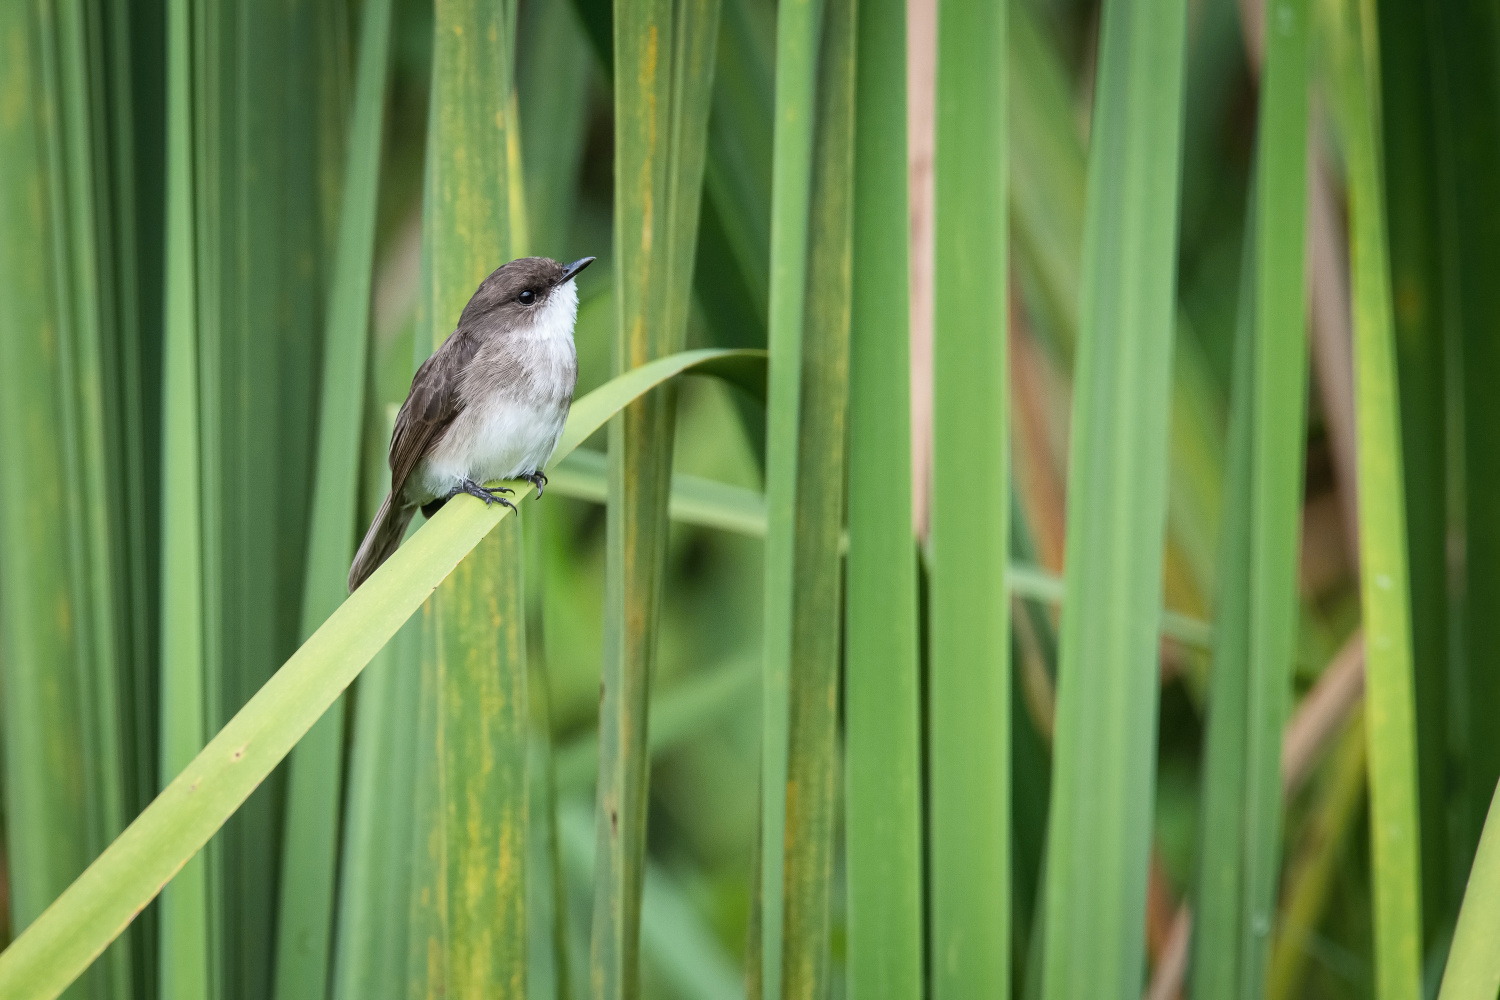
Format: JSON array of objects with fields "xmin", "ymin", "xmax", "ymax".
[
  {"xmin": 158, "ymin": 0, "xmax": 212, "ymax": 994},
  {"xmin": 591, "ymin": 0, "xmax": 722, "ymax": 996},
  {"xmin": 1039, "ymin": 0, "xmax": 1189, "ymax": 995},
  {"xmin": 929, "ymin": 0, "xmax": 1010, "ymax": 995},
  {"xmin": 1328, "ymin": 0, "xmax": 1425, "ymax": 992},
  {"xmin": 757, "ymin": 0, "xmax": 827, "ymax": 993},
  {"xmin": 768, "ymin": 0, "xmax": 855, "ymax": 994},
  {"xmin": 844, "ymin": 0, "xmax": 923, "ymax": 992},
  {"xmin": 1239, "ymin": 1, "xmax": 1313, "ymax": 994},
  {"xmin": 406, "ymin": 5, "xmax": 529, "ymax": 993},
  {"xmin": 0, "ymin": 348, "xmax": 764, "ymax": 1000},
  {"xmin": 1436, "ymin": 780, "xmax": 1500, "ymax": 1000},
  {"xmin": 271, "ymin": 1, "xmax": 393, "ymax": 996}
]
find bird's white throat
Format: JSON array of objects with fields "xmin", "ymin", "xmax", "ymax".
[{"xmin": 526, "ymin": 276, "xmax": 579, "ymax": 346}]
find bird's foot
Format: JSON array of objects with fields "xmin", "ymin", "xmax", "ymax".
[
  {"xmin": 520, "ymin": 471, "xmax": 548, "ymax": 497},
  {"xmin": 455, "ymin": 478, "xmax": 516, "ymax": 511}
]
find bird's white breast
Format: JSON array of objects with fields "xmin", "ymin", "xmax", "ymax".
[{"xmin": 411, "ymin": 279, "xmax": 579, "ymax": 501}]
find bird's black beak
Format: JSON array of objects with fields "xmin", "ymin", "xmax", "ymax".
[{"xmin": 559, "ymin": 256, "xmax": 595, "ymax": 284}]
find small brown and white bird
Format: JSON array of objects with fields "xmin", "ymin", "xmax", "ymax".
[{"xmin": 348, "ymin": 255, "xmax": 594, "ymax": 591}]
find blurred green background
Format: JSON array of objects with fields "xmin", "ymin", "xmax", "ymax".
[{"xmin": 3, "ymin": 0, "xmax": 1500, "ymax": 997}]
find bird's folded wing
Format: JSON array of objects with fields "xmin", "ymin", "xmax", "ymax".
[{"xmin": 388, "ymin": 331, "xmax": 480, "ymax": 496}]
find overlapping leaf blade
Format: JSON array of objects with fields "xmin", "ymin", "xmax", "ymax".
[
  {"xmin": 1039, "ymin": 0, "xmax": 1189, "ymax": 995},
  {"xmin": 0, "ymin": 348, "xmax": 766, "ymax": 1000}
]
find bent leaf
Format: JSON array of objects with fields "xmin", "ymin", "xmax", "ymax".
[{"xmin": 0, "ymin": 347, "xmax": 766, "ymax": 1000}]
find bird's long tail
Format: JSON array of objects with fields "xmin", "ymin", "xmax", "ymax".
[{"xmin": 348, "ymin": 492, "xmax": 416, "ymax": 592}]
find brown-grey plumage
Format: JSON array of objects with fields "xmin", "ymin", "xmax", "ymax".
[{"xmin": 349, "ymin": 255, "xmax": 594, "ymax": 591}]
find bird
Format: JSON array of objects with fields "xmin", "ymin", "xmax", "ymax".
[{"xmin": 348, "ymin": 254, "xmax": 594, "ymax": 592}]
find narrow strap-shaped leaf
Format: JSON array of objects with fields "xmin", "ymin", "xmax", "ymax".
[
  {"xmin": 591, "ymin": 0, "xmax": 671, "ymax": 988},
  {"xmin": 1236, "ymin": 2, "xmax": 1312, "ymax": 994},
  {"xmin": 1007, "ymin": 3, "xmax": 1083, "ymax": 354},
  {"xmin": 98, "ymin": 0, "xmax": 160, "ymax": 860},
  {"xmin": 770, "ymin": 0, "xmax": 855, "ymax": 993},
  {"xmin": 329, "ymin": 617, "xmax": 422, "ymax": 1000},
  {"xmin": 1429, "ymin": 0, "xmax": 1500, "ymax": 882},
  {"xmin": 553, "ymin": 655, "xmax": 761, "ymax": 794},
  {"xmin": 758, "ymin": 0, "xmax": 825, "ymax": 994},
  {"xmin": 0, "ymin": 7, "xmax": 130, "ymax": 999},
  {"xmin": 158, "ymin": 0, "xmax": 213, "ymax": 995},
  {"xmin": 562, "ymin": 804, "xmax": 742, "ymax": 1000},
  {"xmin": 199, "ymin": 2, "xmax": 351, "ymax": 988},
  {"xmin": 1039, "ymin": 0, "xmax": 1188, "ymax": 996},
  {"xmin": 567, "ymin": 0, "xmax": 773, "ymax": 462},
  {"xmin": 1266, "ymin": 714, "xmax": 1368, "ymax": 1000},
  {"xmin": 330, "ymin": 346, "xmax": 422, "ymax": 1000},
  {"xmin": 0, "ymin": 347, "xmax": 765, "ymax": 1000},
  {"xmin": 517, "ymin": 0, "xmax": 592, "ymax": 252},
  {"xmin": 39, "ymin": 3, "xmax": 137, "ymax": 990},
  {"xmin": 699, "ymin": 0, "xmax": 774, "ymax": 346},
  {"xmin": 1007, "ymin": 1, "xmax": 1223, "ymax": 609},
  {"xmin": 1377, "ymin": 0, "xmax": 1453, "ymax": 936},
  {"xmin": 1190, "ymin": 189, "xmax": 1258, "ymax": 997},
  {"xmin": 591, "ymin": 0, "xmax": 721, "ymax": 996},
  {"xmin": 551, "ymin": 449, "xmax": 771, "ymax": 536},
  {"xmin": 522, "ymin": 504, "xmax": 573, "ymax": 1000},
  {"xmin": 1327, "ymin": 0, "xmax": 1425, "ymax": 992},
  {"xmin": 930, "ymin": 0, "xmax": 1009, "ymax": 994},
  {"xmin": 843, "ymin": 0, "xmax": 923, "ymax": 986},
  {"xmin": 272, "ymin": 1, "xmax": 393, "ymax": 995},
  {"xmin": 546, "ymin": 454, "xmax": 1212, "ymax": 642},
  {"xmin": 409, "ymin": 3, "xmax": 525, "ymax": 993}
]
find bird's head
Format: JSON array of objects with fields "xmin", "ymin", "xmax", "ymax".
[{"xmin": 458, "ymin": 255, "xmax": 595, "ymax": 334}]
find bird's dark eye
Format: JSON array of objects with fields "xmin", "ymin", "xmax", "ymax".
[{"xmin": 518, "ymin": 289, "xmax": 537, "ymax": 305}]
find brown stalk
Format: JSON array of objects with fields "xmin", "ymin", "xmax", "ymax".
[{"xmin": 1281, "ymin": 633, "xmax": 1365, "ymax": 796}]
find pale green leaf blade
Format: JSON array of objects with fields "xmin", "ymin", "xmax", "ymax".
[
  {"xmin": 929, "ymin": 0, "xmax": 1010, "ymax": 995},
  {"xmin": 0, "ymin": 348, "xmax": 765, "ymax": 1000},
  {"xmin": 1436, "ymin": 780, "xmax": 1500, "ymax": 1000},
  {"xmin": 1039, "ymin": 0, "xmax": 1189, "ymax": 996},
  {"xmin": 1327, "ymin": 0, "xmax": 1425, "ymax": 991},
  {"xmin": 158, "ymin": 0, "xmax": 212, "ymax": 993},
  {"xmin": 1189, "ymin": 192, "xmax": 1259, "ymax": 998},
  {"xmin": 1237, "ymin": 1, "xmax": 1313, "ymax": 993}
]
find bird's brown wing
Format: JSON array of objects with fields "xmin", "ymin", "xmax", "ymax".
[{"xmin": 388, "ymin": 331, "xmax": 480, "ymax": 501}]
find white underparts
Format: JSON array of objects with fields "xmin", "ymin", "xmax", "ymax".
[{"xmin": 409, "ymin": 279, "xmax": 579, "ymax": 503}]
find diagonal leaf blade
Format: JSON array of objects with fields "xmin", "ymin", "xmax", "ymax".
[{"xmin": 0, "ymin": 348, "xmax": 765, "ymax": 1000}]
